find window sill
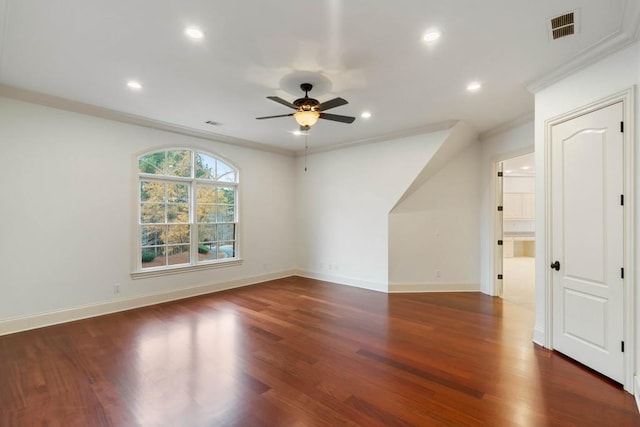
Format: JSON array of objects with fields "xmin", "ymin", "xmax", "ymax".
[{"xmin": 131, "ymin": 258, "xmax": 243, "ymax": 280}]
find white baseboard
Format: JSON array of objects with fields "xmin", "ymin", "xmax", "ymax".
[
  {"xmin": 388, "ymin": 282, "xmax": 480, "ymax": 293},
  {"xmin": 635, "ymin": 376, "xmax": 640, "ymax": 414},
  {"xmin": 532, "ymin": 326, "xmax": 546, "ymax": 347},
  {"xmin": 293, "ymin": 269, "xmax": 388, "ymax": 293},
  {"xmin": 0, "ymin": 269, "xmax": 296, "ymax": 336}
]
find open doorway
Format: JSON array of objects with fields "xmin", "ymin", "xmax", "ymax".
[{"xmin": 501, "ymin": 153, "xmax": 535, "ymax": 310}]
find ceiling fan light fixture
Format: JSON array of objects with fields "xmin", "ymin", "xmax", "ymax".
[
  {"xmin": 294, "ymin": 110, "xmax": 320, "ymax": 127},
  {"xmin": 185, "ymin": 27, "xmax": 204, "ymax": 39},
  {"xmin": 423, "ymin": 30, "xmax": 441, "ymax": 42}
]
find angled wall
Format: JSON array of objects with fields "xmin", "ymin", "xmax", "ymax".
[
  {"xmin": 389, "ymin": 122, "xmax": 481, "ymax": 292},
  {"xmin": 295, "ymin": 128, "xmax": 452, "ymax": 291}
]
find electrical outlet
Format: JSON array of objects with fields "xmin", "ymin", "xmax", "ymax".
[
  {"xmin": 435, "ymin": 270, "xmax": 441, "ymax": 278},
  {"xmin": 113, "ymin": 284, "xmax": 120, "ymax": 294}
]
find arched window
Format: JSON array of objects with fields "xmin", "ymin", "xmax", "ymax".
[{"xmin": 136, "ymin": 149, "xmax": 239, "ymax": 274}]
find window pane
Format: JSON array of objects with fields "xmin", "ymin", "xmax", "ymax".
[
  {"xmin": 166, "ymin": 224, "xmax": 190, "ymax": 244},
  {"xmin": 195, "ymin": 153, "xmax": 216, "ymax": 180},
  {"xmin": 196, "ymin": 205, "xmax": 216, "ymax": 222},
  {"xmin": 218, "ymin": 187, "xmax": 235, "ymax": 204},
  {"xmin": 218, "ymin": 242, "xmax": 235, "ymax": 258},
  {"xmin": 141, "ymin": 225, "xmax": 165, "ymax": 247},
  {"xmin": 197, "ymin": 184, "xmax": 217, "ymax": 203},
  {"xmin": 166, "ymin": 150, "xmax": 191, "ymax": 177},
  {"xmin": 140, "ymin": 181, "xmax": 165, "ymax": 202},
  {"xmin": 198, "ymin": 224, "xmax": 216, "ymax": 242},
  {"xmin": 217, "ymin": 224, "xmax": 235, "ymax": 241},
  {"xmin": 141, "ymin": 204, "xmax": 164, "ymax": 224},
  {"xmin": 167, "ymin": 204, "xmax": 189, "ymax": 223},
  {"xmin": 139, "ymin": 152, "xmax": 166, "ymax": 175},
  {"xmin": 197, "ymin": 184, "xmax": 217, "ymax": 223},
  {"xmin": 168, "ymin": 245, "xmax": 190, "ymax": 265},
  {"xmin": 166, "ymin": 183, "xmax": 189, "ymax": 203},
  {"xmin": 197, "ymin": 243, "xmax": 216, "ymax": 261},
  {"xmin": 218, "ymin": 205, "xmax": 235, "ymax": 222},
  {"xmin": 217, "ymin": 161, "xmax": 237, "ymax": 182},
  {"xmin": 141, "ymin": 246, "xmax": 166, "ymax": 268}
]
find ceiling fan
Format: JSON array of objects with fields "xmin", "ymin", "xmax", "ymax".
[{"xmin": 256, "ymin": 83, "xmax": 356, "ymax": 131}]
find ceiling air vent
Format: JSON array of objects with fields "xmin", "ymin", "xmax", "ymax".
[{"xmin": 548, "ymin": 10, "xmax": 578, "ymax": 40}]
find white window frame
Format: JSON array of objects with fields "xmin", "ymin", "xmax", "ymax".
[{"xmin": 131, "ymin": 148, "xmax": 241, "ymax": 279}]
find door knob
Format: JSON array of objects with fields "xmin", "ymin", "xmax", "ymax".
[{"xmin": 550, "ymin": 261, "xmax": 560, "ymax": 271}]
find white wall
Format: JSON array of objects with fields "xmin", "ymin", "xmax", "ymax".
[
  {"xmin": 295, "ymin": 130, "xmax": 451, "ymax": 292},
  {"xmin": 479, "ymin": 121, "xmax": 535, "ymax": 296},
  {"xmin": 389, "ymin": 142, "xmax": 481, "ymax": 291},
  {"xmin": 0, "ymin": 96, "xmax": 297, "ymax": 327},
  {"xmin": 534, "ymin": 41, "xmax": 640, "ymax": 376}
]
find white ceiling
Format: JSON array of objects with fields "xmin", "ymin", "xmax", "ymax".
[{"xmin": 0, "ymin": 0, "xmax": 638, "ymax": 153}]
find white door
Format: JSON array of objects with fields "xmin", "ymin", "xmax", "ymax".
[{"xmin": 551, "ymin": 102, "xmax": 624, "ymax": 383}]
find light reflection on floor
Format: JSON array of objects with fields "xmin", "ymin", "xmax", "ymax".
[{"xmin": 134, "ymin": 309, "xmax": 239, "ymax": 425}]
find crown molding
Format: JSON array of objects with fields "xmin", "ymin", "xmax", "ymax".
[
  {"xmin": 479, "ymin": 112, "xmax": 534, "ymax": 141},
  {"xmin": 0, "ymin": 84, "xmax": 295, "ymax": 157},
  {"xmin": 296, "ymin": 120, "xmax": 459, "ymax": 156},
  {"xmin": 526, "ymin": 1, "xmax": 640, "ymax": 93},
  {"xmin": 0, "ymin": 82, "xmax": 457, "ymax": 158}
]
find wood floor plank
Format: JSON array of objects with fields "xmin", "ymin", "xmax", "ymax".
[{"xmin": 1, "ymin": 276, "xmax": 639, "ymax": 426}]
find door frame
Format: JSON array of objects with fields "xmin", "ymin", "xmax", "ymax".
[
  {"xmin": 494, "ymin": 160, "xmax": 504, "ymax": 298},
  {"xmin": 544, "ymin": 87, "xmax": 635, "ymax": 392},
  {"xmin": 492, "ymin": 150, "xmax": 535, "ymax": 298}
]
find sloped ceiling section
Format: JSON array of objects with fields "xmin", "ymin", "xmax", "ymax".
[
  {"xmin": 391, "ymin": 121, "xmax": 478, "ymax": 212},
  {"xmin": 0, "ymin": 1, "xmax": 638, "ymax": 153}
]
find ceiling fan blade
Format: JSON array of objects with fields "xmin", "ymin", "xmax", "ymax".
[
  {"xmin": 319, "ymin": 112, "xmax": 356, "ymax": 124},
  {"xmin": 256, "ymin": 113, "xmax": 294, "ymax": 120},
  {"xmin": 318, "ymin": 97, "xmax": 348, "ymax": 111},
  {"xmin": 267, "ymin": 96, "xmax": 297, "ymax": 109}
]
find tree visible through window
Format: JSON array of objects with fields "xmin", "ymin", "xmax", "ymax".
[{"xmin": 137, "ymin": 149, "xmax": 238, "ymax": 271}]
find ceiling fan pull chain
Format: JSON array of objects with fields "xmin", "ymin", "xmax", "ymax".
[{"xmin": 304, "ymin": 133, "xmax": 308, "ymax": 172}]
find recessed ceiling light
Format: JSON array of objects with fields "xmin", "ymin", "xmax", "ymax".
[
  {"xmin": 423, "ymin": 30, "xmax": 441, "ymax": 42},
  {"xmin": 185, "ymin": 27, "xmax": 204, "ymax": 40},
  {"xmin": 521, "ymin": 166, "xmax": 531, "ymax": 170},
  {"xmin": 505, "ymin": 170, "xmax": 513, "ymax": 174},
  {"xmin": 467, "ymin": 81, "xmax": 482, "ymax": 92},
  {"xmin": 361, "ymin": 111, "xmax": 372, "ymax": 119},
  {"xmin": 127, "ymin": 80, "xmax": 142, "ymax": 90}
]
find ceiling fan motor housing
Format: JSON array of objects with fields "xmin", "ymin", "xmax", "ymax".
[
  {"xmin": 294, "ymin": 83, "xmax": 319, "ymax": 111},
  {"xmin": 256, "ymin": 82, "xmax": 355, "ymax": 125},
  {"xmin": 294, "ymin": 98, "xmax": 319, "ymax": 111}
]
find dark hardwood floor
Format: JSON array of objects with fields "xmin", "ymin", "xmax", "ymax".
[{"xmin": 1, "ymin": 276, "xmax": 638, "ymax": 426}]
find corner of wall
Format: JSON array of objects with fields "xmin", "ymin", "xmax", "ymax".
[{"xmin": 533, "ymin": 326, "xmax": 546, "ymax": 347}]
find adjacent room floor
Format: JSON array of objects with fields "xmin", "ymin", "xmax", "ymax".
[{"xmin": 503, "ymin": 256, "xmax": 535, "ymax": 311}]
